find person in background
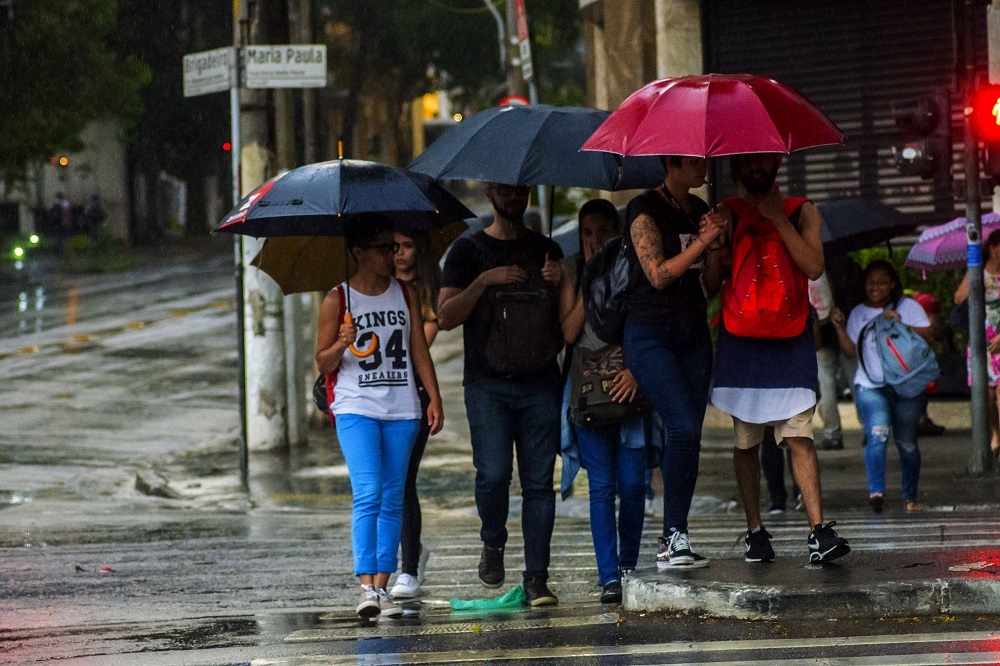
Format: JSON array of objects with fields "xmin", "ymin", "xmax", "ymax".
[
  {"xmin": 389, "ymin": 230, "xmax": 441, "ymax": 599},
  {"xmin": 910, "ymin": 290, "xmax": 947, "ymax": 437},
  {"xmin": 316, "ymin": 217, "xmax": 443, "ymax": 618},
  {"xmin": 833, "ymin": 260, "xmax": 932, "ymax": 513},
  {"xmin": 559, "ymin": 199, "xmax": 647, "ymax": 604},
  {"xmin": 810, "ymin": 272, "xmax": 844, "ymax": 450},
  {"xmin": 955, "ymin": 229, "xmax": 1000, "ymax": 458}
]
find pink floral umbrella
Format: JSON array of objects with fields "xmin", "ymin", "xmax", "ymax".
[{"xmin": 904, "ymin": 212, "xmax": 1000, "ymax": 273}]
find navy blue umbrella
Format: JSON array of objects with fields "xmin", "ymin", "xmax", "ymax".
[
  {"xmin": 408, "ymin": 104, "xmax": 665, "ymax": 190},
  {"xmin": 818, "ymin": 198, "xmax": 918, "ymax": 255},
  {"xmin": 214, "ymin": 159, "xmax": 473, "ymax": 238}
]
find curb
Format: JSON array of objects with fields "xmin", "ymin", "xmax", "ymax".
[{"xmin": 623, "ymin": 562, "xmax": 1000, "ymax": 619}]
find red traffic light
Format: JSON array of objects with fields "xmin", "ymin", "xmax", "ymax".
[
  {"xmin": 973, "ymin": 86, "xmax": 1000, "ymax": 143},
  {"xmin": 222, "ymin": 141, "xmax": 232, "ymax": 152}
]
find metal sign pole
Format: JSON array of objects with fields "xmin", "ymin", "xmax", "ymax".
[
  {"xmin": 963, "ymin": 2, "xmax": 993, "ymax": 475},
  {"xmin": 231, "ymin": 29, "xmax": 249, "ymax": 489}
]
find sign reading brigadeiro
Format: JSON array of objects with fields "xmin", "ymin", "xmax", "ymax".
[{"xmin": 244, "ymin": 44, "xmax": 327, "ymax": 89}]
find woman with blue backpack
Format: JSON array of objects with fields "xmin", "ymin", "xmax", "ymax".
[{"xmin": 832, "ymin": 259, "xmax": 934, "ymax": 513}]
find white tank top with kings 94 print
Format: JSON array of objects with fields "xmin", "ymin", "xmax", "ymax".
[{"xmin": 330, "ymin": 278, "xmax": 421, "ymax": 420}]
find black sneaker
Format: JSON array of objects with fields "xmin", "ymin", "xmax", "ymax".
[
  {"xmin": 524, "ymin": 577, "xmax": 558, "ymax": 606},
  {"xmin": 600, "ymin": 580, "xmax": 622, "ymax": 604},
  {"xmin": 808, "ymin": 521, "xmax": 850, "ymax": 563},
  {"xmin": 744, "ymin": 526, "xmax": 775, "ymax": 563},
  {"xmin": 478, "ymin": 544, "xmax": 505, "ymax": 588}
]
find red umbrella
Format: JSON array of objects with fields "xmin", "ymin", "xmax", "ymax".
[{"xmin": 581, "ymin": 73, "xmax": 844, "ymax": 157}]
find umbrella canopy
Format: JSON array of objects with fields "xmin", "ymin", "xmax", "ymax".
[
  {"xmin": 818, "ymin": 199, "xmax": 918, "ymax": 255},
  {"xmin": 214, "ymin": 159, "xmax": 473, "ymax": 237},
  {"xmin": 250, "ymin": 219, "xmax": 468, "ymax": 294},
  {"xmin": 581, "ymin": 73, "xmax": 844, "ymax": 157},
  {"xmin": 905, "ymin": 213, "xmax": 1000, "ymax": 272},
  {"xmin": 408, "ymin": 104, "xmax": 664, "ymax": 189}
]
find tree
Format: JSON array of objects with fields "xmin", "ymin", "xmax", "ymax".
[
  {"xmin": 0, "ymin": 0, "xmax": 149, "ymax": 195},
  {"xmin": 319, "ymin": 0, "xmax": 583, "ymax": 163},
  {"xmin": 113, "ymin": 0, "xmax": 232, "ymax": 239}
]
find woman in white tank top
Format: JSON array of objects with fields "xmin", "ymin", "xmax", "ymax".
[{"xmin": 315, "ymin": 217, "xmax": 443, "ymax": 619}]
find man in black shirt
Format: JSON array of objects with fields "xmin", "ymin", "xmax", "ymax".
[{"xmin": 438, "ymin": 182, "xmax": 563, "ymax": 606}]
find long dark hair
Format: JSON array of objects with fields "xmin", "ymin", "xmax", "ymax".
[
  {"xmin": 863, "ymin": 259, "xmax": 903, "ymax": 306},
  {"xmin": 396, "ymin": 230, "xmax": 441, "ymax": 314},
  {"xmin": 986, "ymin": 229, "xmax": 1000, "ymax": 262}
]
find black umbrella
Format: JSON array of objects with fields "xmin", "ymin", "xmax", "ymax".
[
  {"xmin": 215, "ymin": 159, "xmax": 473, "ymax": 237},
  {"xmin": 214, "ymin": 157, "xmax": 473, "ymax": 312},
  {"xmin": 818, "ymin": 198, "xmax": 917, "ymax": 255},
  {"xmin": 408, "ymin": 104, "xmax": 665, "ymax": 190}
]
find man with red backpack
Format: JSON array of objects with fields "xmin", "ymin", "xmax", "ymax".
[{"xmin": 711, "ymin": 153, "xmax": 850, "ymax": 565}]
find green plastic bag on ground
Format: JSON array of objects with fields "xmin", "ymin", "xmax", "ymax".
[{"xmin": 449, "ymin": 585, "xmax": 526, "ymax": 610}]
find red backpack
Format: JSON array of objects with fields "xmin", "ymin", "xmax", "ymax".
[{"xmin": 721, "ymin": 196, "xmax": 810, "ymax": 339}]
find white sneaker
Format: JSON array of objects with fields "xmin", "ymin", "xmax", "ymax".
[
  {"xmin": 376, "ymin": 587, "xmax": 403, "ymax": 617},
  {"xmin": 390, "ymin": 573, "xmax": 421, "ymax": 599},
  {"xmin": 417, "ymin": 545, "xmax": 431, "ymax": 584},
  {"xmin": 356, "ymin": 585, "xmax": 380, "ymax": 618}
]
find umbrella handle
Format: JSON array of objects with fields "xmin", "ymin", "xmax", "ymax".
[{"xmin": 349, "ymin": 330, "xmax": 379, "ymax": 358}]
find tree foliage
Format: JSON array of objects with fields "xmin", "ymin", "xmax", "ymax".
[{"xmin": 0, "ymin": 0, "xmax": 150, "ymax": 190}]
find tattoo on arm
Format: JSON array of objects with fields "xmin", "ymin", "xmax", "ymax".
[{"xmin": 631, "ymin": 214, "xmax": 674, "ymax": 288}]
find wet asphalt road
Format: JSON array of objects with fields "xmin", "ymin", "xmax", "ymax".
[{"xmin": 4, "ymin": 250, "xmax": 1000, "ymax": 664}]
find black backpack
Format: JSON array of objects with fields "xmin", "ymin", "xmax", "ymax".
[
  {"xmin": 470, "ymin": 234, "xmax": 563, "ymax": 377},
  {"xmin": 581, "ymin": 235, "xmax": 641, "ymax": 345}
]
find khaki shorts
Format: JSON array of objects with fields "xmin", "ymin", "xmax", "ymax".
[{"xmin": 733, "ymin": 408, "xmax": 815, "ymax": 450}]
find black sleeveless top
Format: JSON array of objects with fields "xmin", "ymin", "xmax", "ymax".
[{"xmin": 623, "ymin": 187, "xmax": 709, "ymax": 325}]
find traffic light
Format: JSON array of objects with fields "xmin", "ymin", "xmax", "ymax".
[
  {"xmin": 891, "ymin": 92, "xmax": 951, "ymax": 181},
  {"xmin": 973, "ymin": 84, "xmax": 1000, "ymax": 177}
]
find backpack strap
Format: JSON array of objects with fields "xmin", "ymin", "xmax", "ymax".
[
  {"xmin": 856, "ymin": 316, "xmax": 878, "ymax": 384},
  {"xmin": 398, "ymin": 278, "xmax": 412, "ymax": 308},
  {"xmin": 324, "ymin": 284, "xmax": 348, "ymax": 426}
]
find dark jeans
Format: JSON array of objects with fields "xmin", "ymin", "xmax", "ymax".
[
  {"xmin": 464, "ymin": 377, "xmax": 560, "ymax": 582},
  {"xmin": 400, "ymin": 384, "xmax": 431, "ymax": 575},
  {"xmin": 759, "ymin": 426, "xmax": 799, "ymax": 510},
  {"xmin": 576, "ymin": 422, "xmax": 646, "ymax": 585},
  {"xmin": 623, "ymin": 316, "xmax": 712, "ymax": 535}
]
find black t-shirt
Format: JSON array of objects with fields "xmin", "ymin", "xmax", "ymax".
[
  {"xmin": 624, "ymin": 188, "xmax": 709, "ymax": 324},
  {"xmin": 441, "ymin": 229, "xmax": 564, "ymax": 385}
]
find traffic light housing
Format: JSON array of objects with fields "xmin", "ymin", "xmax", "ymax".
[
  {"xmin": 891, "ymin": 92, "xmax": 951, "ymax": 181},
  {"xmin": 974, "ymin": 84, "xmax": 1000, "ymax": 177}
]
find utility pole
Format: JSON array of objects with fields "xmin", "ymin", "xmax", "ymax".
[
  {"xmin": 963, "ymin": 0, "xmax": 992, "ymax": 475},
  {"xmin": 239, "ymin": 0, "xmax": 289, "ymax": 454}
]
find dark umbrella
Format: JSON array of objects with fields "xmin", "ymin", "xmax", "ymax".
[
  {"xmin": 214, "ymin": 157, "xmax": 473, "ymax": 311},
  {"xmin": 408, "ymin": 104, "xmax": 664, "ymax": 190},
  {"xmin": 216, "ymin": 159, "xmax": 473, "ymax": 237},
  {"xmin": 818, "ymin": 199, "xmax": 917, "ymax": 255}
]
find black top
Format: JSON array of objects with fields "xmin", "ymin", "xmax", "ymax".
[
  {"xmin": 623, "ymin": 187, "xmax": 709, "ymax": 324},
  {"xmin": 441, "ymin": 229, "xmax": 564, "ymax": 385}
]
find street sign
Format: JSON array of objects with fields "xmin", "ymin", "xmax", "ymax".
[
  {"xmin": 183, "ymin": 47, "xmax": 236, "ymax": 97},
  {"xmin": 515, "ymin": 0, "xmax": 533, "ymax": 82},
  {"xmin": 244, "ymin": 44, "xmax": 327, "ymax": 89}
]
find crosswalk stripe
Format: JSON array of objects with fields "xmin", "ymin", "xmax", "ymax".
[
  {"xmin": 256, "ymin": 630, "xmax": 1000, "ymax": 665},
  {"xmin": 282, "ymin": 611, "xmax": 618, "ymax": 643}
]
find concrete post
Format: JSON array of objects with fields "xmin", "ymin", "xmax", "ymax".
[{"xmin": 241, "ymin": 1, "xmax": 288, "ymax": 453}]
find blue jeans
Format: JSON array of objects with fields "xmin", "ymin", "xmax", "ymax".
[
  {"xmin": 464, "ymin": 378, "xmax": 560, "ymax": 582},
  {"xmin": 854, "ymin": 384, "xmax": 925, "ymax": 500},
  {"xmin": 336, "ymin": 414, "xmax": 421, "ymax": 576},
  {"xmin": 623, "ymin": 316, "xmax": 712, "ymax": 535},
  {"xmin": 576, "ymin": 421, "xmax": 646, "ymax": 585}
]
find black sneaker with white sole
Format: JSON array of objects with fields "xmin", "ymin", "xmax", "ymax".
[
  {"xmin": 744, "ymin": 526, "xmax": 775, "ymax": 562},
  {"xmin": 808, "ymin": 521, "xmax": 850, "ymax": 563},
  {"xmin": 656, "ymin": 531, "xmax": 710, "ymax": 570}
]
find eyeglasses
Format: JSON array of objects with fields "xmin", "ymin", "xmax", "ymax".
[{"xmin": 362, "ymin": 242, "xmax": 401, "ymax": 256}]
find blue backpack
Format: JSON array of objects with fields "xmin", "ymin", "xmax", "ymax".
[{"xmin": 857, "ymin": 304, "xmax": 939, "ymax": 398}]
